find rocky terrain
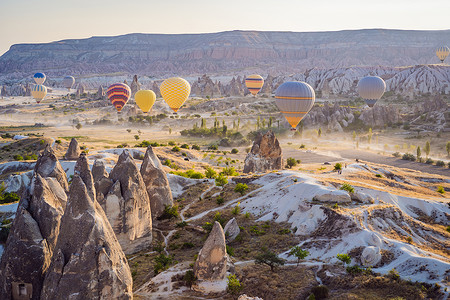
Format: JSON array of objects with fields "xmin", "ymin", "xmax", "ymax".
[{"xmin": 1, "ymin": 29, "xmax": 449, "ymax": 78}]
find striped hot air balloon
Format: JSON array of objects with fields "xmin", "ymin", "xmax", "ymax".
[
  {"xmin": 160, "ymin": 77, "xmax": 191, "ymax": 113},
  {"xmin": 245, "ymin": 74, "xmax": 264, "ymax": 96},
  {"xmin": 135, "ymin": 90, "xmax": 156, "ymax": 113},
  {"xmin": 357, "ymin": 76, "xmax": 386, "ymax": 108},
  {"xmin": 436, "ymin": 46, "xmax": 450, "ymax": 63},
  {"xmin": 275, "ymin": 81, "xmax": 315, "ymax": 130},
  {"xmin": 63, "ymin": 76, "xmax": 75, "ymax": 91},
  {"xmin": 106, "ymin": 83, "xmax": 131, "ymax": 112},
  {"xmin": 33, "ymin": 73, "xmax": 46, "ymax": 85},
  {"xmin": 31, "ymin": 84, "xmax": 47, "ymax": 103}
]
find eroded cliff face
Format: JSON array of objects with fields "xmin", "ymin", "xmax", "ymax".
[{"xmin": 1, "ymin": 29, "xmax": 449, "ymax": 76}]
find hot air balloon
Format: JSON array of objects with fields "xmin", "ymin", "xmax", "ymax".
[
  {"xmin": 63, "ymin": 76, "xmax": 75, "ymax": 91},
  {"xmin": 245, "ymin": 74, "xmax": 264, "ymax": 96},
  {"xmin": 135, "ymin": 90, "xmax": 156, "ymax": 113},
  {"xmin": 31, "ymin": 84, "xmax": 47, "ymax": 103},
  {"xmin": 436, "ymin": 46, "xmax": 450, "ymax": 63},
  {"xmin": 33, "ymin": 73, "xmax": 46, "ymax": 85},
  {"xmin": 106, "ymin": 83, "xmax": 131, "ymax": 112},
  {"xmin": 357, "ymin": 76, "xmax": 386, "ymax": 108},
  {"xmin": 160, "ymin": 77, "xmax": 191, "ymax": 113},
  {"xmin": 275, "ymin": 81, "xmax": 315, "ymax": 130}
]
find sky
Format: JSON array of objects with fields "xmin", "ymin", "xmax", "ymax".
[{"xmin": 1, "ymin": 0, "xmax": 449, "ymax": 55}]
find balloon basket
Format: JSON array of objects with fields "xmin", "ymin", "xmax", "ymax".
[{"xmin": 290, "ymin": 128, "xmax": 296, "ymax": 131}]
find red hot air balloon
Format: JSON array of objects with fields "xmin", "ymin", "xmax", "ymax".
[{"xmin": 106, "ymin": 83, "xmax": 131, "ymax": 112}]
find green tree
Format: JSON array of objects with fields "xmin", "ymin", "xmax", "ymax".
[
  {"xmin": 318, "ymin": 128, "xmax": 322, "ymax": 138},
  {"xmin": 352, "ymin": 131, "xmax": 356, "ymax": 141},
  {"xmin": 75, "ymin": 123, "xmax": 82, "ymax": 130},
  {"xmin": 215, "ymin": 174, "xmax": 228, "ymax": 186},
  {"xmin": 286, "ymin": 157, "xmax": 297, "ymax": 169},
  {"xmin": 201, "ymin": 118, "xmax": 206, "ymax": 129},
  {"xmin": 255, "ymin": 248, "xmax": 286, "ymax": 272},
  {"xmin": 257, "ymin": 116, "xmax": 261, "ymax": 129},
  {"xmin": 416, "ymin": 146, "xmax": 421, "ymax": 160},
  {"xmin": 269, "ymin": 116, "xmax": 273, "ymax": 128},
  {"xmin": 424, "ymin": 141, "xmax": 431, "ymax": 158},
  {"xmin": 134, "ymin": 135, "xmax": 140, "ymax": 140},
  {"xmin": 336, "ymin": 253, "xmax": 351, "ymax": 265},
  {"xmin": 205, "ymin": 167, "xmax": 217, "ymax": 179},
  {"xmin": 234, "ymin": 183, "xmax": 248, "ymax": 195},
  {"xmin": 368, "ymin": 128, "xmax": 373, "ymax": 144},
  {"xmin": 227, "ymin": 274, "xmax": 243, "ymax": 296},
  {"xmin": 289, "ymin": 246, "xmax": 309, "ymax": 265},
  {"xmin": 446, "ymin": 141, "xmax": 450, "ymax": 157}
]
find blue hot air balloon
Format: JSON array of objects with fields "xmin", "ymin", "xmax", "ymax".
[{"xmin": 33, "ymin": 73, "xmax": 46, "ymax": 85}]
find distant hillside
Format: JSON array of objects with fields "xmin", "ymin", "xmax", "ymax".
[{"xmin": 1, "ymin": 29, "xmax": 449, "ymax": 77}]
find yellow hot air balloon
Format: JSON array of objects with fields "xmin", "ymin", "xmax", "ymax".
[
  {"xmin": 436, "ymin": 46, "xmax": 450, "ymax": 63},
  {"xmin": 160, "ymin": 77, "xmax": 191, "ymax": 113},
  {"xmin": 31, "ymin": 84, "xmax": 47, "ymax": 103},
  {"xmin": 135, "ymin": 90, "xmax": 156, "ymax": 113},
  {"xmin": 245, "ymin": 74, "xmax": 264, "ymax": 96}
]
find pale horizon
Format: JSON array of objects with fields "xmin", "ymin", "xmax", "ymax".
[{"xmin": 1, "ymin": 0, "xmax": 450, "ymax": 56}]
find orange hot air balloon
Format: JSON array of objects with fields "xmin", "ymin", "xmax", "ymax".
[
  {"xmin": 245, "ymin": 74, "xmax": 264, "ymax": 96},
  {"xmin": 106, "ymin": 83, "xmax": 131, "ymax": 112}
]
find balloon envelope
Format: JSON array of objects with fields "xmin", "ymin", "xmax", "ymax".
[
  {"xmin": 160, "ymin": 77, "xmax": 191, "ymax": 113},
  {"xmin": 33, "ymin": 73, "xmax": 46, "ymax": 85},
  {"xmin": 63, "ymin": 76, "xmax": 75, "ymax": 90},
  {"xmin": 275, "ymin": 81, "xmax": 315, "ymax": 129},
  {"xmin": 245, "ymin": 74, "xmax": 264, "ymax": 96},
  {"xmin": 31, "ymin": 84, "xmax": 47, "ymax": 103},
  {"xmin": 357, "ymin": 76, "xmax": 386, "ymax": 107},
  {"xmin": 135, "ymin": 90, "xmax": 156, "ymax": 113},
  {"xmin": 436, "ymin": 46, "xmax": 450, "ymax": 63},
  {"xmin": 106, "ymin": 83, "xmax": 131, "ymax": 112}
]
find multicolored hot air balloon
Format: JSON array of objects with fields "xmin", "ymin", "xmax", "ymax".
[
  {"xmin": 135, "ymin": 90, "xmax": 156, "ymax": 113},
  {"xmin": 275, "ymin": 81, "xmax": 315, "ymax": 130},
  {"xmin": 436, "ymin": 46, "xmax": 450, "ymax": 63},
  {"xmin": 63, "ymin": 76, "xmax": 75, "ymax": 91},
  {"xmin": 160, "ymin": 77, "xmax": 191, "ymax": 113},
  {"xmin": 357, "ymin": 76, "xmax": 386, "ymax": 108},
  {"xmin": 106, "ymin": 83, "xmax": 131, "ymax": 112},
  {"xmin": 245, "ymin": 74, "xmax": 264, "ymax": 96},
  {"xmin": 31, "ymin": 84, "xmax": 47, "ymax": 103},
  {"xmin": 33, "ymin": 73, "xmax": 46, "ymax": 85}
]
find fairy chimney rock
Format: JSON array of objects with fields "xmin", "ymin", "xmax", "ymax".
[
  {"xmin": 64, "ymin": 138, "xmax": 81, "ymax": 161},
  {"xmin": 243, "ymin": 130, "xmax": 282, "ymax": 173}
]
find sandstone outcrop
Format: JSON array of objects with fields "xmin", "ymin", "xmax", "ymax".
[
  {"xmin": 140, "ymin": 146, "xmax": 173, "ymax": 219},
  {"xmin": 130, "ymin": 75, "xmax": 141, "ymax": 96},
  {"xmin": 103, "ymin": 150, "xmax": 153, "ymax": 254},
  {"xmin": 40, "ymin": 175, "xmax": 133, "ymax": 300},
  {"xmin": 194, "ymin": 221, "xmax": 227, "ymax": 281},
  {"xmin": 360, "ymin": 246, "xmax": 382, "ymax": 267},
  {"xmin": 34, "ymin": 145, "xmax": 69, "ymax": 192},
  {"xmin": 64, "ymin": 138, "xmax": 81, "ymax": 160},
  {"xmin": 243, "ymin": 130, "xmax": 282, "ymax": 173},
  {"xmin": 223, "ymin": 217, "xmax": 240, "ymax": 242}
]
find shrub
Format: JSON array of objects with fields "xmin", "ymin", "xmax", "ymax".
[
  {"xmin": 216, "ymin": 196, "xmax": 225, "ymax": 205},
  {"xmin": 135, "ymin": 140, "xmax": 150, "ymax": 148},
  {"xmin": 191, "ymin": 144, "xmax": 200, "ymax": 150},
  {"xmin": 340, "ymin": 183, "xmax": 355, "ymax": 193},
  {"xmin": 311, "ymin": 285, "xmax": 329, "ymax": 299},
  {"xmin": 180, "ymin": 144, "xmax": 189, "ymax": 149},
  {"xmin": 168, "ymin": 141, "xmax": 176, "ymax": 146},
  {"xmin": 286, "ymin": 157, "xmax": 297, "ymax": 169},
  {"xmin": 213, "ymin": 211, "xmax": 226, "ymax": 226},
  {"xmin": 392, "ymin": 152, "xmax": 401, "ymax": 157},
  {"xmin": 226, "ymin": 245, "xmax": 235, "ymax": 256},
  {"xmin": 205, "ymin": 167, "xmax": 217, "ymax": 179},
  {"xmin": 346, "ymin": 265, "xmax": 364, "ymax": 275},
  {"xmin": 402, "ymin": 153, "xmax": 416, "ymax": 161},
  {"xmin": 55, "ymin": 139, "xmax": 62, "ymax": 144},
  {"xmin": 255, "ymin": 248, "xmax": 286, "ymax": 272},
  {"xmin": 227, "ymin": 274, "xmax": 243, "ymax": 296},
  {"xmin": 425, "ymin": 158, "xmax": 434, "ymax": 164},
  {"xmin": 208, "ymin": 144, "xmax": 218, "ymax": 150},
  {"xmin": 289, "ymin": 246, "xmax": 309, "ymax": 265},
  {"xmin": 171, "ymin": 169, "xmax": 204, "ymax": 179},
  {"xmin": 158, "ymin": 205, "xmax": 179, "ymax": 220},
  {"xmin": 13, "ymin": 154, "xmax": 23, "ymax": 161},
  {"xmin": 176, "ymin": 221, "xmax": 188, "ymax": 228},
  {"xmin": 406, "ymin": 236, "xmax": 413, "ymax": 243},
  {"xmin": 171, "ymin": 146, "xmax": 180, "ymax": 152},
  {"xmin": 221, "ymin": 166, "xmax": 238, "ymax": 176},
  {"xmin": 278, "ymin": 228, "xmax": 291, "ymax": 235},
  {"xmin": 231, "ymin": 202, "xmax": 241, "ymax": 215},
  {"xmin": 202, "ymin": 222, "xmax": 213, "ymax": 233},
  {"xmin": 231, "ymin": 148, "xmax": 239, "ymax": 154},
  {"xmin": 183, "ymin": 270, "xmax": 197, "ymax": 288},
  {"xmin": 436, "ymin": 160, "xmax": 445, "ymax": 167},
  {"xmin": 215, "ymin": 174, "xmax": 228, "ymax": 186},
  {"xmin": 234, "ymin": 183, "xmax": 248, "ymax": 195},
  {"xmin": 388, "ymin": 268, "xmax": 400, "ymax": 280},
  {"xmin": 334, "ymin": 163, "xmax": 342, "ymax": 171},
  {"xmin": 375, "ymin": 174, "xmax": 383, "ymax": 178},
  {"xmin": 154, "ymin": 253, "xmax": 174, "ymax": 274},
  {"xmin": 336, "ymin": 253, "xmax": 351, "ymax": 264},
  {"xmin": 437, "ymin": 186, "xmax": 445, "ymax": 194}
]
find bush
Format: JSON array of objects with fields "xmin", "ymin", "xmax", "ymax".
[
  {"xmin": 311, "ymin": 285, "xmax": 329, "ymax": 299},
  {"xmin": 171, "ymin": 169, "xmax": 204, "ymax": 179},
  {"xmin": 437, "ymin": 186, "xmax": 445, "ymax": 194},
  {"xmin": 208, "ymin": 144, "xmax": 218, "ymax": 150},
  {"xmin": 337, "ymin": 253, "xmax": 351, "ymax": 264},
  {"xmin": 154, "ymin": 253, "xmax": 174, "ymax": 274},
  {"xmin": 334, "ymin": 163, "xmax": 342, "ymax": 171},
  {"xmin": 346, "ymin": 265, "xmax": 364, "ymax": 275},
  {"xmin": 436, "ymin": 160, "xmax": 445, "ymax": 167},
  {"xmin": 168, "ymin": 141, "xmax": 176, "ymax": 146},
  {"xmin": 176, "ymin": 221, "xmax": 188, "ymax": 228},
  {"xmin": 231, "ymin": 148, "xmax": 239, "ymax": 154},
  {"xmin": 231, "ymin": 202, "xmax": 241, "ymax": 215},
  {"xmin": 388, "ymin": 268, "xmax": 400, "ymax": 280},
  {"xmin": 402, "ymin": 153, "xmax": 416, "ymax": 161},
  {"xmin": 221, "ymin": 166, "xmax": 238, "ymax": 176},
  {"xmin": 135, "ymin": 140, "xmax": 150, "ymax": 148},
  {"xmin": 13, "ymin": 154, "xmax": 23, "ymax": 161},
  {"xmin": 191, "ymin": 144, "xmax": 200, "ymax": 150},
  {"xmin": 392, "ymin": 152, "xmax": 401, "ymax": 157},
  {"xmin": 375, "ymin": 174, "xmax": 383, "ymax": 178},
  {"xmin": 55, "ymin": 139, "xmax": 62, "ymax": 144},
  {"xmin": 289, "ymin": 246, "xmax": 309, "ymax": 265},
  {"xmin": 171, "ymin": 146, "xmax": 180, "ymax": 152},
  {"xmin": 425, "ymin": 158, "xmax": 434, "ymax": 164},
  {"xmin": 340, "ymin": 183, "xmax": 355, "ymax": 193},
  {"xmin": 202, "ymin": 222, "xmax": 213, "ymax": 233},
  {"xmin": 158, "ymin": 205, "xmax": 179, "ymax": 220},
  {"xmin": 226, "ymin": 245, "xmax": 234, "ymax": 256},
  {"xmin": 255, "ymin": 248, "xmax": 286, "ymax": 272},
  {"xmin": 215, "ymin": 174, "xmax": 228, "ymax": 186},
  {"xmin": 285, "ymin": 157, "xmax": 297, "ymax": 169},
  {"xmin": 216, "ymin": 196, "xmax": 224, "ymax": 205},
  {"xmin": 227, "ymin": 274, "xmax": 243, "ymax": 296},
  {"xmin": 183, "ymin": 270, "xmax": 197, "ymax": 288},
  {"xmin": 205, "ymin": 167, "xmax": 217, "ymax": 179},
  {"xmin": 234, "ymin": 183, "xmax": 248, "ymax": 195},
  {"xmin": 180, "ymin": 144, "xmax": 189, "ymax": 149}
]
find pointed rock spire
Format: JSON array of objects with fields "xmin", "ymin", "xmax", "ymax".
[
  {"xmin": 74, "ymin": 153, "xmax": 95, "ymax": 201},
  {"xmin": 140, "ymin": 146, "xmax": 173, "ymax": 219},
  {"xmin": 64, "ymin": 138, "xmax": 81, "ymax": 160},
  {"xmin": 34, "ymin": 144, "xmax": 69, "ymax": 192},
  {"xmin": 194, "ymin": 221, "xmax": 227, "ymax": 281}
]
